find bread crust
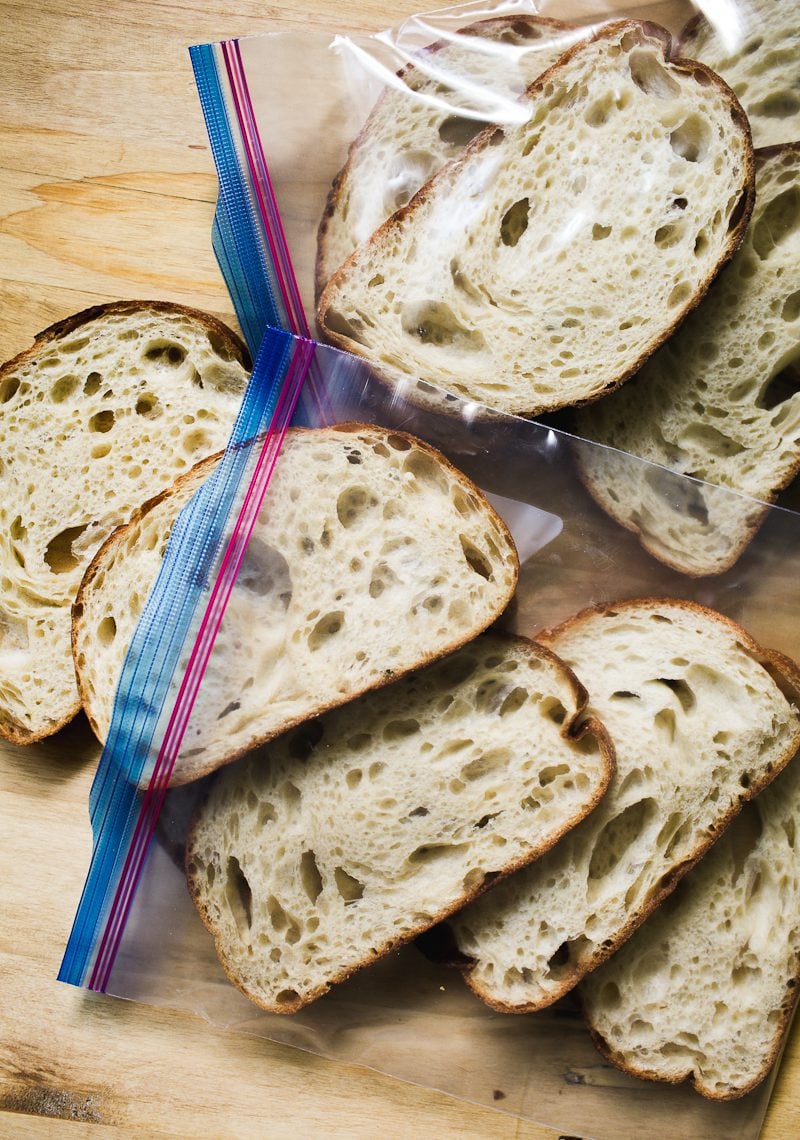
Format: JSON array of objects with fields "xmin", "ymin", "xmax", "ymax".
[
  {"xmin": 72, "ymin": 423, "xmax": 520, "ymax": 785},
  {"xmin": 315, "ymin": 13, "xmax": 581, "ymax": 299},
  {"xmin": 582, "ymin": 986, "xmax": 800, "ymax": 1101},
  {"xmin": 0, "ymin": 300, "xmax": 249, "ymax": 746},
  {"xmin": 184, "ymin": 630, "xmax": 615, "ymax": 1014},
  {"xmin": 448, "ymin": 596, "xmax": 800, "ymax": 1013},
  {"xmin": 317, "ymin": 20, "xmax": 755, "ymax": 420},
  {"xmin": 573, "ymin": 142, "xmax": 799, "ymax": 578},
  {"xmin": 0, "ymin": 299, "xmax": 250, "ymax": 384}
]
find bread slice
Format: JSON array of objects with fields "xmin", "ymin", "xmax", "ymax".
[
  {"xmin": 72, "ymin": 424, "xmax": 519, "ymax": 785},
  {"xmin": 0, "ymin": 301, "xmax": 249, "ymax": 746},
  {"xmin": 443, "ymin": 598, "xmax": 800, "ymax": 1012},
  {"xmin": 316, "ymin": 14, "xmax": 584, "ymax": 294},
  {"xmin": 185, "ymin": 631, "xmax": 615, "ymax": 1013},
  {"xmin": 678, "ymin": 0, "xmax": 800, "ymax": 148},
  {"xmin": 573, "ymin": 144, "xmax": 800, "ymax": 577},
  {"xmin": 581, "ymin": 740, "xmax": 800, "ymax": 1100},
  {"xmin": 317, "ymin": 20, "xmax": 754, "ymax": 418}
]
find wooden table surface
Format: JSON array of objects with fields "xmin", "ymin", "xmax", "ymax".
[{"xmin": 2, "ymin": 1, "xmax": 800, "ymax": 1136}]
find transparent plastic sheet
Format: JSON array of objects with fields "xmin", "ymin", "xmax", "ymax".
[
  {"xmin": 59, "ymin": 1, "xmax": 800, "ymax": 1137},
  {"xmin": 63, "ymin": 335, "xmax": 800, "ymax": 1140}
]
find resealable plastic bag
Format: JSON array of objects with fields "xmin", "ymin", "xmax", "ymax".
[{"xmin": 61, "ymin": 3, "xmax": 800, "ymax": 1137}]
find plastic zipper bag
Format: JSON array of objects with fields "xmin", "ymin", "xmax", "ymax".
[{"xmin": 60, "ymin": 2, "xmax": 800, "ymax": 1136}]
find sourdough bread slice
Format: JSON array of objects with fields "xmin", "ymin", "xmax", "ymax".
[
  {"xmin": 185, "ymin": 631, "xmax": 615, "ymax": 1013},
  {"xmin": 316, "ymin": 14, "xmax": 584, "ymax": 294},
  {"xmin": 0, "ymin": 301, "xmax": 249, "ymax": 745},
  {"xmin": 678, "ymin": 0, "xmax": 800, "ymax": 148},
  {"xmin": 317, "ymin": 20, "xmax": 754, "ymax": 418},
  {"xmin": 581, "ymin": 737, "xmax": 800, "ymax": 1100},
  {"xmin": 444, "ymin": 598, "xmax": 800, "ymax": 1012},
  {"xmin": 574, "ymin": 144, "xmax": 800, "ymax": 577},
  {"xmin": 72, "ymin": 425, "xmax": 519, "ymax": 785}
]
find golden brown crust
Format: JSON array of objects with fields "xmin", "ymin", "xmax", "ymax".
[
  {"xmin": 0, "ymin": 301, "xmax": 248, "ymax": 747},
  {"xmin": 314, "ymin": 13, "xmax": 582, "ymax": 300},
  {"xmin": 456, "ymin": 598, "xmax": 800, "ymax": 1013},
  {"xmin": 0, "ymin": 299, "xmax": 250, "ymax": 385},
  {"xmin": 73, "ymin": 423, "xmax": 520, "ymax": 784},
  {"xmin": 184, "ymin": 630, "xmax": 615, "ymax": 1014},
  {"xmin": 317, "ymin": 20, "xmax": 756, "ymax": 419}
]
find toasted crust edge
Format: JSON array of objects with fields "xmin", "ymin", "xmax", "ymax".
[
  {"xmin": 184, "ymin": 630, "xmax": 616, "ymax": 1014},
  {"xmin": 572, "ymin": 142, "xmax": 800, "ymax": 579},
  {"xmin": 314, "ymin": 12, "xmax": 581, "ymax": 300},
  {"xmin": 72, "ymin": 423, "xmax": 521, "ymax": 786},
  {"xmin": 0, "ymin": 301, "xmax": 249, "ymax": 747},
  {"xmin": 317, "ymin": 20, "xmax": 756, "ymax": 419},
  {"xmin": 453, "ymin": 597, "xmax": 800, "ymax": 1013}
]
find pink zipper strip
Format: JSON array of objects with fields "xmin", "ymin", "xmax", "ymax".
[{"xmin": 88, "ymin": 337, "xmax": 315, "ymax": 991}]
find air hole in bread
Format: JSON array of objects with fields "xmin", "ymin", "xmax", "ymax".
[
  {"xmin": 547, "ymin": 935, "xmax": 591, "ymax": 981},
  {"xmin": 236, "ymin": 538, "xmax": 292, "ymax": 604},
  {"xmin": 400, "ymin": 300, "xmax": 485, "ymax": 352},
  {"xmin": 667, "ymin": 281, "xmax": 692, "ymax": 308},
  {"xmin": 300, "ymin": 849, "xmax": 324, "ymax": 904},
  {"xmin": 499, "ymin": 687, "xmax": 528, "ymax": 717},
  {"xmin": 334, "ymin": 866, "xmax": 364, "ymax": 902},
  {"xmin": 0, "ymin": 376, "xmax": 17, "ymax": 405},
  {"xmin": 133, "ymin": 396, "xmax": 161, "ymax": 424},
  {"xmin": 540, "ymin": 697, "xmax": 567, "ymax": 726},
  {"xmin": 96, "ymin": 615, "xmax": 117, "ymax": 647},
  {"xmin": 386, "ymin": 434, "xmax": 411, "ymax": 452},
  {"xmin": 669, "ymin": 114, "xmax": 711, "ymax": 163},
  {"xmin": 781, "ymin": 291, "xmax": 800, "ymax": 323},
  {"xmin": 461, "ymin": 750, "xmax": 509, "ymax": 782},
  {"xmin": 500, "ymin": 198, "xmax": 530, "ymax": 247},
  {"xmin": 592, "ymin": 223, "xmax": 612, "ymax": 241},
  {"xmin": 88, "ymin": 409, "xmax": 115, "ymax": 433},
  {"xmin": 627, "ymin": 48, "xmax": 680, "ymax": 100},
  {"xmin": 224, "ymin": 856, "xmax": 253, "ymax": 936},
  {"xmin": 49, "ymin": 375, "xmax": 80, "ymax": 403},
  {"xmin": 307, "ymin": 611, "xmax": 345, "ymax": 650},
  {"xmin": 403, "ymin": 450, "xmax": 450, "ymax": 492},
  {"xmin": 369, "ymin": 561, "xmax": 398, "ymax": 599},
  {"xmin": 438, "ymin": 115, "xmax": 486, "ymax": 150},
  {"xmin": 385, "ymin": 149, "xmax": 439, "ymax": 211},
  {"xmin": 752, "ymin": 187, "xmax": 800, "ymax": 259},
  {"xmin": 275, "ymin": 987, "xmax": 299, "ymax": 1007},
  {"xmin": 44, "ymin": 524, "xmax": 89, "ymax": 574},
  {"xmin": 587, "ymin": 799, "xmax": 659, "ymax": 886},
  {"xmin": 751, "ymin": 90, "xmax": 800, "ymax": 121},
  {"xmin": 336, "ymin": 486, "xmax": 379, "ymax": 528},
  {"xmin": 654, "ymin": 707, "xmax": 676, "ymax": 743},
  {"xmin": 145, "ymin": 340, "xmax": 187, "ymax": 367},
  {"xmin": 676, "ymin": 423, "xmax": 745, "ymax": 458},
  {"xmin": 460, "ymin": 536, "xmax": 492, "ymax": 580},
  {"xmin": 408, "ymin": 842, "xmax": 468, "ymax": 867},
  {"xmin": 383, "ymin": 718, "xmax": 420, "ymax": 741},
  {"xmin": 655, "ymin": 677, "xmax": 695, "ymax": 713},
  {"xmin": 654, "ymin": 221, "xmax": 686, "ymax": 249},
  {"xmin": 323, "ymin": 308, "xmax": 369, "ymax": 346},
  {"xmin": 217, "ymin": 700, "xmax": 241, "ymax": 720}
]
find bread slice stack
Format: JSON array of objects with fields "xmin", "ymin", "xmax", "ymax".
[
  {"xmin": 72, "ymin": 424, "xmax": 519, "ymax": 784},
  {"xmin": 442, "ymin": 599, "xmax": 800, "ymax": 1012},
  {"xmin": 317, "ymin": 20, "xmax": 754, "ymax": 416},
  {"xmin": 185, "ymin": 631, "xmax": 614, "ymax": 1013},
  {"xmin": 678, "ymin": 0, "xmax": 800, "ymax": 148},
  {"xmin": 581, "ymin": 744, "xmax": 800, "ymax": 1100},
  {"xmin": 316, "ymin": 13, "xmax": 585, "ymax": 294},
  {"xmin": 0, "ymin": 302, "xmax": 249, "ymax": 745},
  {"xmin": 574, "ymin": 144, "xmax": 800, "ymax": 576}
]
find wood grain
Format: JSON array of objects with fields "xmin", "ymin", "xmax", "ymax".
[{"xmin": 2, "ymin": 1, "xmax": 800, "ymax": 1137}]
